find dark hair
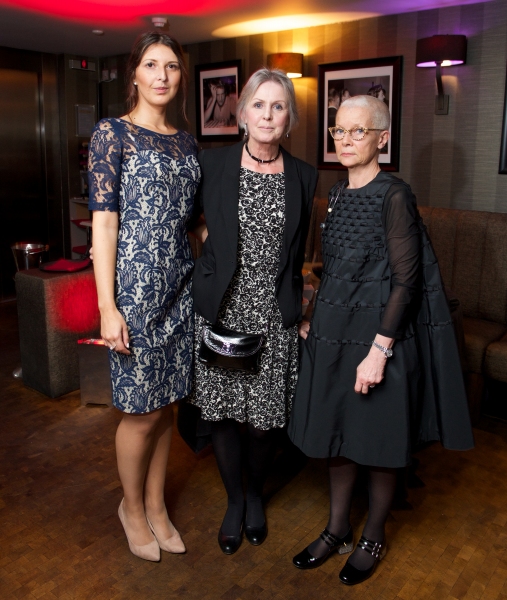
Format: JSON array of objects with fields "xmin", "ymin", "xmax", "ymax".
[
  {"xmin": 328, "ymin": 88, "xmax": 339, "ymax": 103},
  {"xmin": 367, "ymin": 83, "xmax": 386, "ymax": 100},
  {"xmin": 125, "ymin": 31, "xmax": 189, "ymax": 122}
]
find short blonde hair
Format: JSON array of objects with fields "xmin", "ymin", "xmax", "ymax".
[
  {"xmin": 339, "ymin": 95, "xmax": 390, "ymax": 130},
  {"xmin": 237, "ymin": 68, "xmax": 299, "ymax": 134}
]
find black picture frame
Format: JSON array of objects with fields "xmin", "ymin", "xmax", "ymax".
[
  {"xmin": 195, "ymin": 60, "xmax": 242, "ymax": 142},
  {"xmin": 499, "ymin": 66, "xmax": 507, "ymax": 174},
  {"xmin": 318, "ymin": 56, "xmax": 402, "ymax": 171}
]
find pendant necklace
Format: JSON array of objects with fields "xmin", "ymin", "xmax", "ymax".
[
  {"xmin": 321, "ymin": 183, "xmax": 345, "ymax": 230},
  {"xmin": 245, "ymin": 143, "xmax": 281, "ymax": 164}
]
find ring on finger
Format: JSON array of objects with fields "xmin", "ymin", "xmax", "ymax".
[{"xmin": 369, "ymin": 385, "xmax": 375, "ymax": 388}]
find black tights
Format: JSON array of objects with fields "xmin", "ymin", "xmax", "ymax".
[
  {"xmin": 308, "ymin": 456, "xmax": 396, "ymax": 569},
  {"xmin": 211, "ymin": 419, "xmax": 276, "ymax": 535}
]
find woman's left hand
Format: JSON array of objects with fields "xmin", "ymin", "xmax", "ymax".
[{"xmin": 354, "ymin": 351, "xmax": 387, "ymax": 395}]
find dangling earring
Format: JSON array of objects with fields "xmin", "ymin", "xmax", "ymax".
[
  {"xmin": 285, "ymin": 132, "xmax": 290, "ymax": 139},
  {"xmin": 243, "ymin": 125, "xmax": 248, "ymax": 138},
  {"xmin": 133, "ymin": 82, "xmax": 137, "ymax": 86}
]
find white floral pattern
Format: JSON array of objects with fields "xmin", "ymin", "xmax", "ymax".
[{"xmin": 88, "ymin": 118, "xmax": 200, "ymax": 413}]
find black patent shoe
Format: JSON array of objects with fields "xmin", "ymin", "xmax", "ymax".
[
  {"xmin": 293, "ymin": 527, "xmax": 353, "ymax": 570},
  {"xmin": 339, "ymin": 535, "xmax": 386, "ymax": 585},
  {"xmin": 218, "ymin": 524, "xmax": 243, "ymax": 555},
  {"xmin": 245, "ymin": 521, "xmax": 267, "ymax": 546}
]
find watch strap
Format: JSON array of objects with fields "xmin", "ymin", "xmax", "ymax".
[{"xmin": 372, "ymin": 340, "xmax": 393, "ymax": 357}]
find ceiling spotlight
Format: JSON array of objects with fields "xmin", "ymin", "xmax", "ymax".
[
  {"xmin": 151, "ymin": 17, "xmax": 168, "ymax": 28},
  {"xmin": 92, "ymin": 30, "xmax": 104, "ymax": 36}
]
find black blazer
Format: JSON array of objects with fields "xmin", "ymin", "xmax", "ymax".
[{"xmin": 193, "ymin": 140, "xmax": 318, "ymax": 329}]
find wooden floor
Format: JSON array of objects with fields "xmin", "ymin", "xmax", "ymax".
[{"xmin": 1, "ymin": 299, "xmax": 507, "ymax": 600}]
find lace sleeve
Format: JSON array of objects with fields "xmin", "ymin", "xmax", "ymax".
[
  {"xmin": 88, "ymin": 120, "xmax": 122, "ymax": 212},
  {"xmin": 378, "ymin": 183, "xmax": 421, "ymax": 339},
  {"xmin": 186, "ymin": 149, "xmax": 205, "ymax": 231}
]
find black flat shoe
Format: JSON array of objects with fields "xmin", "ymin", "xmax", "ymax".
[
  {"xmin": 218, "ymin": 525, "xmax": 243, "ymax": 555},
  {"xmin": 339, "ymin": 535, "xmax": 386, "ymax": 585},
  {"xmin": 245, "ymin": 521, "xmax": 267, "ymax": 546},
  {"xmin": 292, "ymin": 527, "xmax": 353, "ymax": 570}
]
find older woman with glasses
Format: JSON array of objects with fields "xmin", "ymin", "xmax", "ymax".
[{"xmin": 288, "ymin": 95, "xmax": 473, "ymax": 585}]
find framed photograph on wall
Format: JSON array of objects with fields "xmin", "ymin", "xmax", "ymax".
[
  {"xmin": 499, "ymin": 65, "xmax": 507, "ymax": 174},
  {"xmin": 318, "ymin": 56, "xmax": 402, "ymax": 170},
  {"xmin": 195, "ymin": 60, "xmax": 242, "ymax": 142},
  {"xmin": 75, "ymin": 104, "xmax": 95, "ymax": 137}
]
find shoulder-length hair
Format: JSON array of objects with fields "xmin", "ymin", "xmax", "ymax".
[
  {"xmin": 236, "ymin": 68, "xmax": 299, "ymax": 134},
  {"xmin": 125, "ymin": 31, "xmax": 189, "ymax": 122}
]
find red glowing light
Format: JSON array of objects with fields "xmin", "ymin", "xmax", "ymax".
[
  {"xmin": 81, "ymin": 58, "xmax": 88, "ymax": 69},
  {"xmin": 50, "ymin": 276, "xmax": 100, "ymax": 333},
  {"xmin": 0, "ymin": 0, "xmax": 244, "ymax": 22}
]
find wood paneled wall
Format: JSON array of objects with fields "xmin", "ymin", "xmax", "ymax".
[{"xmin": 171, "ymin": 0, "xmax": 507, "ymax": 212}]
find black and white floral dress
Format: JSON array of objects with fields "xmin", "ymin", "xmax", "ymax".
[{"xmin": 191, "ymin": 167, "xmax": 299, "ymax": 430}]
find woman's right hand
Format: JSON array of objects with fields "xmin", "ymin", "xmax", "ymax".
[
  {"xmin": 298, "ymin": 321, "xmax": 310, "ymax": 339},
  {"xmin": 101, "ymin": 307, "xmax": 131, "ymax": 354}
]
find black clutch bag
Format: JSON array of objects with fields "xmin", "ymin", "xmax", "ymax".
[{"xmin": 198, "ymin": 324, "xmax": 264, "ymax": 373}]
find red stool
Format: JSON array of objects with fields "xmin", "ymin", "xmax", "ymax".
[{"xmin": 71, "ymin": 219, "xmax": 92, "ymax": 258}]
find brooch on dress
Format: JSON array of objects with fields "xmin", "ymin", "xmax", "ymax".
[{"xmin": 321, "ymin": 186, "xmax": 343, "ymax": 230}]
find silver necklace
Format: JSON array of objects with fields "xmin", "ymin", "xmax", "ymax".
[{"xmin": 327, "ymin": 188, "xmax": 342, "ymax": 213}]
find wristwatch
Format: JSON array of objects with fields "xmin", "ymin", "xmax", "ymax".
[{"xmin": 372, "ymin": 340, "xmax": 393, "ymax": 358}]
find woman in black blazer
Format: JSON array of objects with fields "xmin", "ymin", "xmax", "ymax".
[{"xmin": 191, "ymin": 68, "xmax": 318, "ymax": 555}]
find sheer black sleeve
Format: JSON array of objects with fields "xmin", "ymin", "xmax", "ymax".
[{"xmin": 378, "ymin": 183, "xmax": 421, "ymax": 339}]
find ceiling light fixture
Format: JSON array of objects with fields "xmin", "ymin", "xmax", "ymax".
[
  {"xmin": 92, "ymin": 30, "xmax": 104, "ymax": 36},
  {"xmin": 416, "ymin": 34, "xmax": 467, "ymax": 115},
  {"xmin": 151, "ymin": 16, "xmax": 168, "ymax": 28},
  {"xmin": 267, "ymin": 53, "xmax": 304, "ymax": 78},
  {"xmin": 212, "ymin": 12, "xmax": 379, "ymax": 39}
]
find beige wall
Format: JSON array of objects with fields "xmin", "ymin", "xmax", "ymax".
[{"xmin": 173, "ymin": 0, "xmax": 507, "ymax": 212}]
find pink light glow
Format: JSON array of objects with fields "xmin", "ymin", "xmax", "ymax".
[
  {"xmin": 50, "ymin": 277, "xmax": 100, "ymax": 333},
  {"xmin": 417, "ymin": 60, "xmax": 464, "ymax": 67},
  {"xmin": 0, "ymin": 0, "xmax": 238, "ymax": 22}
]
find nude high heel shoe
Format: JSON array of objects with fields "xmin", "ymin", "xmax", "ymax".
[
  {"xmin": 118, "ymin": 499, "xmax": 160, "ymax": 562},
  {"xmin": 147, "ymin": 516, "xmax": 186, "ymax": 554}
]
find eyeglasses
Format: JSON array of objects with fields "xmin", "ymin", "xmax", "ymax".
[{"xmin": 328, "ymin": 126, "xmax": 383, "ymax": 141}]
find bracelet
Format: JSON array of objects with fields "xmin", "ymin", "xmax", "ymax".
[{"xmin": 372, "ymin": 340, "xmax": 393, "ymax": 358}]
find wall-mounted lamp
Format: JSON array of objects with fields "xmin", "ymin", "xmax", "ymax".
[
  {"xmin": 267, "ymin": 53, "xmax": 303, "ymax": 78},
  {"xmin": 416, "ymin": 34, "xmax": 467, "ymax": 115}
]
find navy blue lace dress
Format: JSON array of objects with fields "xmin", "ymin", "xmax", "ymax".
[{"xmin": 88, "ymin": 118, "xmax": 200, "ymax": 414}]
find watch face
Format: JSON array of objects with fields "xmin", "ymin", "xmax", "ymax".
[{"xmin": 386, "ymin": 349, "xmax": 393, "ymax": 358}]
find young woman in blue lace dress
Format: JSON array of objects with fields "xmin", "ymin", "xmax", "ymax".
[{"xmin": 89, "ymin": 33, "xmax": 201, "ymax": 562}]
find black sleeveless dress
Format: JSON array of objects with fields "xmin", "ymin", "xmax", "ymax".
[{"xmin": 288, "ymin": 172, "xmax": 474, "ymax": 468}]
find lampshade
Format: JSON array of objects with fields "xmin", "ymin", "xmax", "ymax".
[
  {"xmin": 267, "ymin": 53, "xmax": 303, "ymax": 78},
  {"xmin": 416, "ymin": 35, "xmax": 467, "ymax": 67}
]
